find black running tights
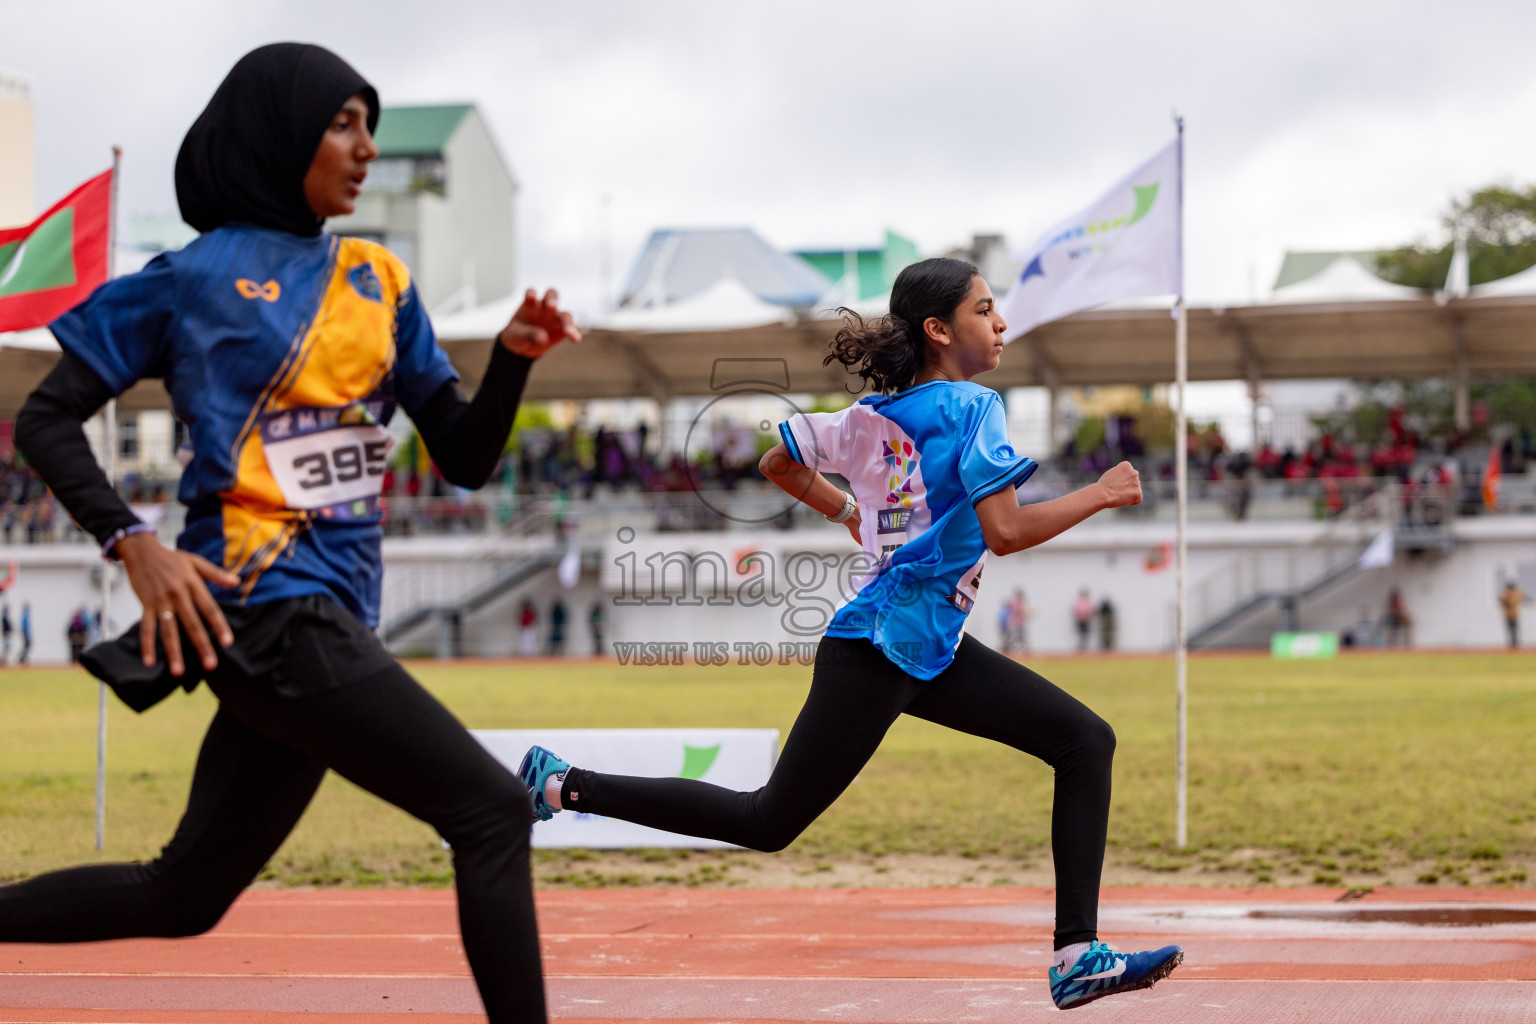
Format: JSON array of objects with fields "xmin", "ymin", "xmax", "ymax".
[
  {"xmin": 565, "ymin": 634, "xmax": 1115, "ymax": 948},
  {"xmin": 0, "ymin": 662, "xmax": 545, "ymax": 1023}
]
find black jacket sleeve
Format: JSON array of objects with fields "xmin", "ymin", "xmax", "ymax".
[
  {"xmin": 14, "ymin": 352, "xmax": 142, "ymax": 546},
  {"xmin": 409, "ymin": 343, "xmax": 533, "ymax": 489}
]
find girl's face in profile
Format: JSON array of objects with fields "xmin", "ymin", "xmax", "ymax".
[
  {"xmin": 303, "ymin": 93, "xmax": 378, "ymax": 219},
  {"xmin": 931, "ymin": 275, "xmax": 1008, "ymax": 380}
]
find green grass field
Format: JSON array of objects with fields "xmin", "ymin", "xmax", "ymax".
[{"xmin": 1, "ymin": 652, "xmax": 1533, "ymax": 890}]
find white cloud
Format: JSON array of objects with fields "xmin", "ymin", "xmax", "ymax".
[{"xmin": 6, "ymin": 0, "xmax": 1535, "ymax": 316}]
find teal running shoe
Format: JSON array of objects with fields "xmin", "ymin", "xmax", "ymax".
[
  {"xmin": 517, "ymin": 745, "xmax": 570, "ymax": 823},
  {"xmin": 1049, "ymin": 940, "xmax": 1184, "ymax": 1010}
]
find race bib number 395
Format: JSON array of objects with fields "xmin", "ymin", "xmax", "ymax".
[{"xmin": 259, "ymin": 403, "xmax": 393, "ymax": 520}]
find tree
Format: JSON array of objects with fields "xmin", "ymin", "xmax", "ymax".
[
  {"xmin": 1362, "ymin": 183, "xmax": 1536, "ymax": 444},
  {"xmin": 1375, "ymin": 184, "xmax": 1536, "ymax": 290}
]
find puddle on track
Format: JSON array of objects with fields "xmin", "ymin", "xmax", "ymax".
[{"xmin": 1246, "ymin": 907, "xmax": 1536, "ymax": 927}]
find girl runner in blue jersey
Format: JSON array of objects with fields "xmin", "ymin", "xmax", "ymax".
[
  {"xmin": 0, "ymin": 44, "xmax": 575, "ymax": 1024},
  {"xmin": 519, "ymin": 257, "xmax": 1183, "ymax": 1010}
]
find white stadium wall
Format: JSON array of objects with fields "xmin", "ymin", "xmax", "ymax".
[
  {"xmin": 5, "ymin": 518, "xmax": 1532, "ymax": 665},
  {"xmin": 0, "ymin": 546, "xmax": 145, "ymax": 665}
]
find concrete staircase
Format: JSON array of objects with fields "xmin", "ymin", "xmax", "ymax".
[
  {"xmin": 1186, "ymin": 490, "xmax": 1448, "ymax": 648},
  {"xmin": 379, "ymin": 499, "xmax": 569, "ymax": 656}
]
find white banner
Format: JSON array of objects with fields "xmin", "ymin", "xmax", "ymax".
[
  {"xmin": 472, "ymin": 728, "xmax": 779, "ymax": 848},
  {"xmin": 999, "ymin": 138, "xmax": 1181, "ymax": 341}
]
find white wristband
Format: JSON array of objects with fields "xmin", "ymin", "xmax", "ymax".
[{"xmin": 825, "ymin": 491, "xmax": 857, "ymax": 524}]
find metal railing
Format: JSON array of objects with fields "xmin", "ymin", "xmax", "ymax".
[
  {"xmin": 1185, "ymin": 488, "xmax": 1405, "ymax": 646},
  {"xmin": 1, "ymin": 473, "xmax": 1531, "ymax": 551}
]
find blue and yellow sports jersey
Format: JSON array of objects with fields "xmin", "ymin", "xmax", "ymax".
[
  {"xmin": 779, "ymin": 381, "xmax": 1037, "ymax": 679},
  {"xmin": 50, "ymin": 223, "xmax": 458, "ymax": 626}
]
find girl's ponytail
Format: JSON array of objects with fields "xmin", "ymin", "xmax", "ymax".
[
  {"xmin": 822, "ymin": 256, "xmax": 979, "ymax": 393},
  {"xmin": 825, "ymin": 308, "xmax": 921, "ymax": 395}
]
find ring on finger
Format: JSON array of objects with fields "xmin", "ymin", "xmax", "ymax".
[{"xmin": 160, "ymin": 610, "xmax": 175, "ymax": 621}]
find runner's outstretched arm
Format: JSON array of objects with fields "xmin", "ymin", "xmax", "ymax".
[
  {"xmin": 975, "ymin": 460, "xmax": 1141, "ymax": 556},
  {"xmin": 413, "ymin": 288, "xmax": 580, "ymax": 488}
]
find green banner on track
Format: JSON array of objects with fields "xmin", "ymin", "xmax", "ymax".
[{"xmin": 1271, "ymin": 632, "xmax": 1340, "ymax": 659}]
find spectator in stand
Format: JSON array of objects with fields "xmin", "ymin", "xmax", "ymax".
[
  {"xmin": 518, "ymin": 599, "xmax": 538, "ymax": 657},
  {"xmin": 1009, "ymin": 588, "xmax": 1029, "ymax": 653},
  {"xmin": 24, "ymin": 498, "xmax": 43, "ymax": 543},
  {"xmin": 1383, "ymin": 587, "xmax": 1412, "ymax": 648},
  {"xmin": 1322, "ymin": 478, "xmax": 1345, "ymax": 518},
  {"xmin": 1500, "ymin": 579, "xmax": 1526, "ymax": 649},
  {"xmin": 1072, "ymin": 589, "xmax": 1094, "ymax": 653},
  {"xmin": 1256, "ymin": 443, "xmax": 1281, "ymax": 478},
  {"xmin": 589, "ymin": 601, "xmax": 605, "ymax": 657},
  {"xmin": 1226, "ymin": 470, "xmax": 1252, "ymax": 521},
  {"xmin": 547, "ymin": 600, "xmax": 567, "ymax": 657},
  {"xmin": 66, "ymin": 607, "xmax": 89, "ymax": 663},
  {"xmin": 1097, "ymin": 597, "xmax": 1117, "ymax": 652}
]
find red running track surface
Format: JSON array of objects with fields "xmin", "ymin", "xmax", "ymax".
[{"xmin": 2, "ymin": 886, "xmax": 1534, "ymax": 1022}]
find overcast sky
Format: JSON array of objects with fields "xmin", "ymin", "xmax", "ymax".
[{"xmin": 6, "ymin": 0, "xmax": 1536, "ymax": 320}]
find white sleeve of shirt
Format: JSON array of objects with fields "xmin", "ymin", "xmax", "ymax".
[{"xmin": 779, "ymin": 408, "xmax": 852, "ymax": 477}]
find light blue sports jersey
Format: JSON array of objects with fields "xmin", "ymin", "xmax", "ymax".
[{"xmin": 779, "ymin": 380, "xmax": 1037, "ymax": 679}]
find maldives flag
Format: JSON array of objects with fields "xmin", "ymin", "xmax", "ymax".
[{"xmin": 0, "ymin": 168, "xmax": 113, "ymax": 333}]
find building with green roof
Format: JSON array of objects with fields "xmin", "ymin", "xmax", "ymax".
[
  {"xmin": 330, "ymin": 103, "xmax": 517, "ymax": 313},
  {"xmin": 794, "ymin": 230, "xmax": 920, "ymax": 302}
]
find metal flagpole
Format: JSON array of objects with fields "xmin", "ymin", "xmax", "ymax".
[
  {"xmin": 1172, "ymin": 117, "xmax": 1189, "ymax": 850},
  {"xmin": 96, "ymin": 145, "xmax": 122, "ymax": 852}
]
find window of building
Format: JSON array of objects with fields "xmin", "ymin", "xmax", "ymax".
[
  {"xmin": 118, "ymin": 417, "xmax": 138, "ymax": 461},
  {"xmin": 364, "ymin": 156, "xmax": 448, "ymax": 197}
]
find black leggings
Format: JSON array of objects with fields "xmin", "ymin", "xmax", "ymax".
[
  {"xmin": 0, "ymin": 660, "xmax": 545, "ymax": 1024},
  {"xmin": 566, "ymin": 634, "xmax": 1115, "ymax": 948}
]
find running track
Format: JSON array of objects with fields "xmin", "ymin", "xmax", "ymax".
[{"xmin": 2, "ymin": 886, "xmax": 1533, "ymax": 1022}]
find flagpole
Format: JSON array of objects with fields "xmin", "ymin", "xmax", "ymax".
[
  {"xmin": 96, "ymin": 146, "xmax": 121, "ymax": 852},
  {"xmin": 1172, "ymin": 117, "xmax": 1188, "ymax": 851}
]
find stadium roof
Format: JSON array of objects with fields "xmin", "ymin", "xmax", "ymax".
[
  {"xmin": 433, "ymin": 292, "xmax": 1536, "ymax": 403},
  {"xmin": 372, "ymin": 104, "xmax": 473, "ymax": 157},
  {"xmin": 5, "ymin": 295, "xmax": 1536, "ymax": 413}
]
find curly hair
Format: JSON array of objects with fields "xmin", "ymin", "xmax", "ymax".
[{"xmin": 823, "ymin": 256, "xmax": 979, "ymax": 393}]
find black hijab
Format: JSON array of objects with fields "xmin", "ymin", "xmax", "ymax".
[{"xmin": 176, "ymin": 43, "xmax": 379, "ymax": 237}]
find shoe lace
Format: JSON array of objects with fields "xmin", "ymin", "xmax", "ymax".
[{"xmin": 1082, "ymin": 941, "xmax": 1124, "ymax": 972}]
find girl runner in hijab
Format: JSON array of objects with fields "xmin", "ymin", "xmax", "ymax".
[
  {"xmin": 0, "ymin": 43, "xmax": 574, "ymax": 1024},
  {"xmin": 519, "ymin": 258, "xmax": 1183, "ymax": 1011}
]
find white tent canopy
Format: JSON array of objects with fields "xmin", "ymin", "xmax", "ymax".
[
  {"xmin": 0, "ymin": 327, "xmax": 61, "ymax": 352},
  {"xmin": 433, "ymin": 276, "xmax": 797, "ymax": 344},
  {"xmin": 431, "ymin": 290, "xmax": 522, "ymax": 342},
  {"xmin": 1267, "ymin": 254, "xmax": 1426, "ymax": 304},
  {"xmin": 1472, "ymin": 261, "xmax": 1536, "ymax": 298},
  {"xmin": 597, "ymin": 277, "xmax": 795, "ymax": 333}
]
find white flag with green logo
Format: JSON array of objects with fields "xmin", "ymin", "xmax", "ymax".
[{"xmin": 999, "ymin": 139, "xmax": 1180, "ymax": 342}]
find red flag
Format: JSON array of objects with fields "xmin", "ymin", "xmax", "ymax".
[
  {"xmin": 1483, "ymin": 444, "xmax": 1501, "ymax": 511},
  {"xmin": 0, "ymin": 168, "xmax": 113, "ymax": 333}
]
